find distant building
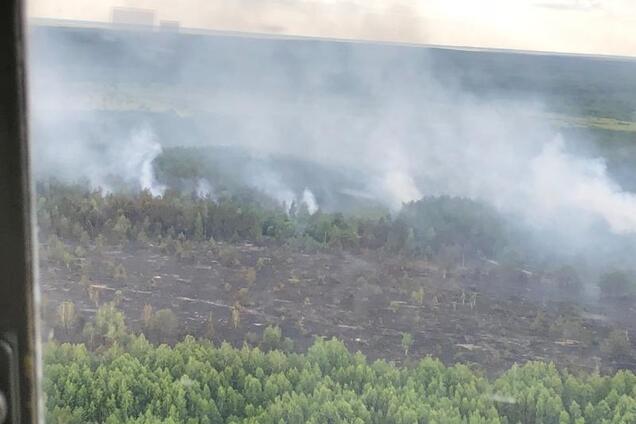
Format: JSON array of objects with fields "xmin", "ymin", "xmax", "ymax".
[{"xmin": 111, "ymin": 7, "xmax": 155, "ymax": 28}]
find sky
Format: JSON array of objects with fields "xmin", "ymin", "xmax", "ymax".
[{"xmin": 27, "ymin": 0, "xmax": 636, "ymax": 57}]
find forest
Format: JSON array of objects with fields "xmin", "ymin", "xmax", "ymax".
[
  {"xmin": 30, "ymin": 23, "xmax": 636, "ymax": 423},
  {"xmin": 45, "ymin": 304, "xmax": 636, "ymax": 423},
  {"xmin": 35, "ymin": 176, "xmax": 636, "ymax": 300},
  {"xmin": 36, "ymin": 178, "xmax": 507, "ymax": 263},
  {"xmin": 37, "ymin": 167, "xmax": 636, "ymax": 423},
  {"xmin": 36, "ymin": 143, "xmax": 636, "ymax": 423}
]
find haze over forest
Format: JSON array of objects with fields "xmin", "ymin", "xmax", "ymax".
[
  {"xmin": 30, "ymin": 23, "xmax": 636, "ymax": 423},
  {"xmin": 30, "ymin": 25, "xmax": 636, "ymax": 270}
]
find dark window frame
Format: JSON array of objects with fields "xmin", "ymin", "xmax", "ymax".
[{"xmin": 0, "ymin": 0, "xmax": 40, "ymax": 422}]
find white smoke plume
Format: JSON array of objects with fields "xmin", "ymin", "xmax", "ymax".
[
  {"xmin": 196, "ymin": 178, "xmax": 214, "ymax": 199},
  {"xmin": 32, "ymin": 120, "xmax": 165, "ymax": 196},
  {"xmin": 527, "ymin": 138, "xmax": 636, "ymax": 235},
  {"xmin": 248, "ymin": 168, "xmax": 296, "ymax": 212},
  {"xmin": 126, "ymin": 127, "xmax": 166, "ymax": 196},
  {"xmin": 301, "ymin": 188, "xmax": 319, "ymax": 215}
]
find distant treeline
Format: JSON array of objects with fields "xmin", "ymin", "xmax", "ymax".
[
  {"xmin": 36, "ymin": 181, "xmax": 508, "ymax": 262},
  {"xmin": 45, "ymin": 304, "xmax": 636, "ymax": 424}
]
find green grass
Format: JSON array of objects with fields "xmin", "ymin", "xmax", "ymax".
[{"xmin": 547, "ymin": 113, "xmax": 636, "ymax": 133}]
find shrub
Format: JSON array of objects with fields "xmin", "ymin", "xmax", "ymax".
[
  {"xmin": 411, "ymin": 288, "xmax": 425, "ymax": 305},
  {"xmin": 147, "ymin": 309, "xmax": 179, "ymax": 343},
  {"xmin": 261, "ymin": 325, "xmax": 283, "ymax": 351},
  {"xmin": 56, "ymin": 301, "xmax": 77, "ymax": 336},
  {"xmin": 401, "ymin": 332, "xmax": 414, "ymax": 356},
  {"xmin": 219, "ymin": 246, "xmax": 241, "ymax": 267},
  {"xmin": 601, "ymin": 329, "xmax": 631, "ymax": 360}
]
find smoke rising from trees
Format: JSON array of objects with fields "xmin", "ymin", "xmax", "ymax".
[{"xmin": 28, "ymin": 27, "xmax": 636, "ymax": 263}]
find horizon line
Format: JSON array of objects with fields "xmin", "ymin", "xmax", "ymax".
[{"xmin": 29, "ymin": 17, "xmax": 636, "ymax": 63}]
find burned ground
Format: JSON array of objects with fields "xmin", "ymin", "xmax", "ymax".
[{"xmin": 40, "ymin": 239, "xmax": 636, "ymax": 376}]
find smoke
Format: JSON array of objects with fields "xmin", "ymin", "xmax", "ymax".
[
  {"xmin": 31, "ymin": 117, "xmax": 166, "ymax": 195},
  {"xmin": 126, "ymin": 127, "xmax": 166, "ymax": 196},
  {"xmin": 247, "ymin": 166, "xmax": 296, "ymax": 211},
  {"xmin": 249, "ymin": 170, "xmax": 319, "ymax": 214},
  {"xmin": 527, "ymin": 138, "xmax": 636, "ymax": 235},
  {"xmin": 27, "ymin": 25, "xmax": 636, "ymax": 261},
  {"xmin": 302, "ymin": 188, "xmax": 319, "ymax": 214},
  {"xmin": 196, "ymin": 178, "xmax": 214, "ymax": 199}
]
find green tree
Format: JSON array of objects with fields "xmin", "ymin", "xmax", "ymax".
[
  {"xmin": 193, "ymin": 212, "xmax": 205, "ymax": 241},
  {"xmin": 41, "ymin": 334, "xmax": 636, "ymax": 423},
  {"xmin": 401, "ymin": 332, "xmax": 413, "ymax": 357},
  {"xmin": 112, "ymin": 214, "xmax": 131, "ymax": 243},
  {"xmin": 91, "ymin": 303, "xmax": 127, "ymax": 347},
  {"xmin": 147, "ymin": 309, "xmax": 179, "ymax": 344},
  {"xmin": 57, "ymin": 301, "xmax": 77, "ymax": 336},
  {"xmin": 601, "ymin": 329, "xmax": 631, "ymax": 360},
  {"xmin": 261, "ymin": 325, "xmax": 283, "ymax": 351}
]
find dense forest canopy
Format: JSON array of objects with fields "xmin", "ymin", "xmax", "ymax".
[
  {"xmin": 37, "ymin": 179, "xmax": 509, "ymax": 267},
  {"xmin": 45, "ymin": 305, "xmax": 636, "ymax": 424}
]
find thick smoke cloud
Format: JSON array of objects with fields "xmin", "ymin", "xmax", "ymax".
[
  {"xmin": 528, "ymin": 139, "xmax": 636, "ymax": 235},
  {"xmin": 28, "ymin": 27, "xmax": 636, "ymax": 261},
  {"xmin": 32, "ymin": 116, "xmax": 165, "ymax": 196}
]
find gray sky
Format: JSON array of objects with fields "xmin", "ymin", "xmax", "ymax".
[{"xmin": 28, "ymin": 0, "xmax": 636, "ymax": 56}]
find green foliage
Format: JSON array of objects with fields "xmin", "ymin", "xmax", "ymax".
[
  {"xmin": 90, "ymin": 303, "xmax": 128, "ymax": 348},
  {"xmin": 43, "ymin": 335, "xmax": 636, "ymax": 424},
  {"xmin": 401, "ymin": 332, "xmax": 414, "ymax": 356},
  {"xmin": 410, "ymin": 287, "xmax": 425, "ymax": 305},
  {"xmin": 36, "ymin": 183, "xmax": 515, "ymax": 260},
  {"xmin": 56, "ymin": 301, "xmax": 77, "ymax": 336},
  {"xmin": 261, "ymin": 325, "xmax": 283, "ymax": 352},
  {"xmin": 231, "ymin": 303, "xmax": 241, "ymax": 329},
  {"xmin": 530, "ymin": 311, "xmax": 551, "ymax": 336},
  {"xmin": 218, "ymin": 246, "xmax": 241, "ymax": 267},
  {"xmin": 113, "ymin": 214, "xmax": 132, "ymax": 243},
  {"xmin": 145, "ymin": 309, "xmax": 179, "ymax": 344},
  {"xmin": 204, "ymin": 311, "xmax": 215, "ymax": 340},
  {"xmin": 47, "ymin": 235, "xmax": 75, "ymax": 269},
  {"xmin": 193, "ymin": 212, "xmax": 205, "ymax": 241},
  {"xmin": 549, "ymin": 316, "xmax": 593, "ymax": 345},
  {"xmin": 396, "ymin": 196, "xmax": 506, "ymax": 258},
  {"xmin": 601, "ymin": 329, "xmax": 632, "ymax": 360}
]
